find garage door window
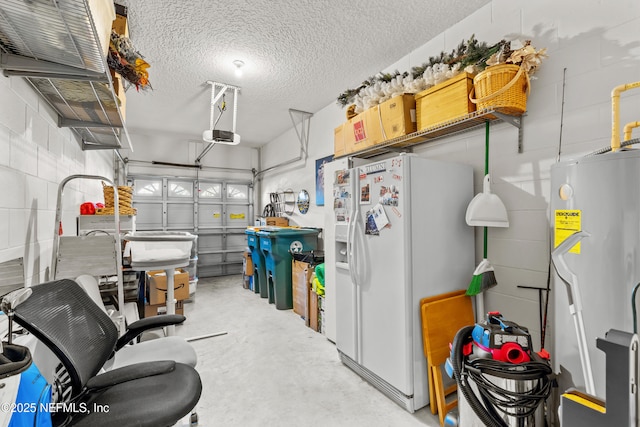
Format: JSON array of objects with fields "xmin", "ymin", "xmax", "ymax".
[
  {"xmin": 168, "ymin": 180, "xmax": 193, "ymax": 198},
  {"xmin": 199, "ymin": 183, "xmax": 222, "ymax": 199},
  {"xmin": 134, "ymin": 179, "xmax": 162, "ymax": 197},
  {"xmin": 227, "ymin": 184, "xmax": 248, "ymax": 200}
]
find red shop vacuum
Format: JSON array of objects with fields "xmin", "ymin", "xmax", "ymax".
[{"xmin": 446, "ymin": 312, "xmax": 553, "ymax": 427}]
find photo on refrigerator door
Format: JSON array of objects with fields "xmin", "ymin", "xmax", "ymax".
[
  {"xmin": 379, "ymin": 185, "xmax": 399, "ymax": 206},
  {"xmin": 333, "ymin": 172, "xmax": 350, "ymax": 205},
  {"xmin": 360, "ymin": 179, "xmax": 371, "ymax": 204},
  {"xmin": 334, "ymin": 200, "xmax": 347, "ymax": 223},
  {"xmin": 334, "ymin": 185, "xmax": 350, "ymax": 200},
  {"xmin": 365, "ymin": 209, "xmax": 379, "ymax": 235},
  {"xmin": 335, "ymin": 169, "xmax": 350, "ymax": 185},
  {"xmin": 333, "ymin": 185, "xmax": 349, "ymax": 223},
  {"xmin": 365, "ymin": 203, "xmax": 390, "ymax": 235}
]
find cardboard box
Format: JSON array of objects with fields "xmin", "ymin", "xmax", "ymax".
[
  {"xmin": 334, "ymin": 105, "xmax": 384, "ymax": 157},
  {"xmin": 334, "ymin": 94, "xmax": 415, "ymax": 157},
  {"xmin": 144, "ymin": 300, "xmax": 184, "ymax": 318},
  {"xmin": 146, "ymin": 268, "xmax": 190, "ymax": 305},
  {"xmin": 378, "ymin": 94, "xmax": 417, "ymax": 140},
  {"xmin": 88, "ymin": 0, "xmax": 116, "ymax": 57},
  {"xmin": 309, "ymin": 289, "xmax": 319, "ymax": 332},
  {"xmin": 258, "ymin": 217, "xmax": 289, "ymax": 226},
  {"xmin": 292, "ymin": 260, "xmax": 313, "ymax": 318},
  {"xmin": 415, "ymin": 72, "xmax": 476, "ymax": 131},
  {"xmin": 110, "ymin": 69, "xmax": 127, "ymax": 119},
  {"xmin": 333, "ymin": 125, "xmax": 347, "ymax": 157},
  {"xmin": 111, "ymin": 4, "xmax": 129, "ymax": 37},
  {"xmin": 318, "ymin": 296, "xmax": 325, "ymax": 334},
  {"xmin": 243, "ymin": 250, "xmax": 254, "ymax": 276}
]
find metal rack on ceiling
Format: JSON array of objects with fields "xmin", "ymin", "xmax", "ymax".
[{"xmin": 0, "ymin": 0, "xmax": 132, "ymax": 151}]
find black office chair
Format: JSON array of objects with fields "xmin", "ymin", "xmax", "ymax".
[{"xmin": 11, "ymin": 279, "xmax": 202, "ymax": 427}]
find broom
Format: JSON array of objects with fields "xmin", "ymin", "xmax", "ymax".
[
  {"xmin": 466, "ymin": 121, "xmax": 499, "ymax": 300},
  {"xmin": 466, "ymin": 226, "xmax": 497, "ymax": 296}
]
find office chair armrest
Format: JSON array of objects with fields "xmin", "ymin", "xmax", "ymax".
[
  {"xmin": 85, "ymin": 361, "xmax": 176, "ymax": 391},
  {"xmin": 115, "ymin": 315, "xmax": 187, "ymax": 351}
]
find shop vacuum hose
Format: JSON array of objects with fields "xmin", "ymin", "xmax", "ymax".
[{"xmin": 450, "ymin": 318, "xmax": 553, "ymax": 427}]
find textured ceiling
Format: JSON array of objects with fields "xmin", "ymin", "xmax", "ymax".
[{"xmin": 117, "ymin": 0, "xmax": 490, "ymax": 148}]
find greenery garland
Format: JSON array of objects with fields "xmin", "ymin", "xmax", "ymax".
[
  {"xmin": 337, "ymin": 35, "xmax": 512, "ymax": 108},
  {"xmin": 337, "ymin": 70, "xmax": 408, "ymax": 108}
]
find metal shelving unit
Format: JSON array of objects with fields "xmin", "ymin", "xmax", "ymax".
[
  {"xmin": 0, "ymin": 0, "xmax": 132, "ymax": 151},
  {"xmin": 337, "ymin": 108, "xmax": 523, "ymax": 159}
]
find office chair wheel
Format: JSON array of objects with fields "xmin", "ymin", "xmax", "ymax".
[{"xmin": 190, "ymin": 411, "xmax": 198, "ymax": 426}]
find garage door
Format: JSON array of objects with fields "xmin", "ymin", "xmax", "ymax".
[{"xmin": 130, "ymin": 176, "xmax": 252, "ymax": 278}]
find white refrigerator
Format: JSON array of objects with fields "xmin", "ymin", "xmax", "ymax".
[
  {"xmin": 323, "ymin": 157, "xmax": 368, "ymax": 343},
  {"xmin": 332, "ymin": 153, "xmax": 474, "ymax": 412}
]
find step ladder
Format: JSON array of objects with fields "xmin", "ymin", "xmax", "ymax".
[
  {"xmin": 55, "ymin": 235, "xmax": 119, "ymax": 279},
  {"xmin": 50, "ymin": 175, "xmax": 126, "ymax": 334},
  {"xmin": 0, "ymin": 257, "xmax": 25, "ymax": 295}
]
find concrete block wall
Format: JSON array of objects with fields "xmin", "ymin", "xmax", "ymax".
[
  {"xmin": 0, "ymin": 75, "xmax": 114, "ymax": 286},
  {"xmin": 259, "ymin": 0, "xmax": 640, "ymax": 351},
  {"xmin": 258, "ymin": 105, "xmax": 343, "ymax": 227}
]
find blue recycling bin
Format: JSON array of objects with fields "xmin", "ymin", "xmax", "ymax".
[
  {"xmin": 245, "ymin": 228, "xmax": 267, "ymax": 297},
  {"xmin": 257, "ymin": 227, "xmax": 320, "ymax": 310}
]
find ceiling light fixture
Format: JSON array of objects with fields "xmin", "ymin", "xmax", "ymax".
[{"xmin": 233, "ymin": 60, "xmax": 244, "ymax": 77}]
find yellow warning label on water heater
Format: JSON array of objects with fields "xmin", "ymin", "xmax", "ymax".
[{"xmin": 554, "ymin": 210, "xmax": 581, "ymax": 254}]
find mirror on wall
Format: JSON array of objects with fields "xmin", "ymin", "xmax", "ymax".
[{"xmin": 297, "ymin": 189, "xmax": 310, "ymax": 214}]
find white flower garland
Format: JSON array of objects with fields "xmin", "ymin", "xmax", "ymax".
[{"xmin": 352, "ymin": 63, "xmax": 463, "ymax": 114}]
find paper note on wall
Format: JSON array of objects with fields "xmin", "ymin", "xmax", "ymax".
[{"xmin": 554, "ymin": 210, "xmax": 581, "ymax": 254}]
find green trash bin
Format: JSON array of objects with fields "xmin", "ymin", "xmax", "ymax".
[
  {"xmin": 245, "ymin": 228, "xmax": 267, "ymax": 297},
  {"xmin": 257, "ymin": 227, "xmax": 320, "ymax": 310}
]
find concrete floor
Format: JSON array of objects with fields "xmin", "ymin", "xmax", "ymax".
[{"xmin": 174, "ymin": 275, "xmax": 441, "ymax": 427}]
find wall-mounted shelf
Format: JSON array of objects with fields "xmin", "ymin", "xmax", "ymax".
[
  {"xmin": 0, "ymin": 0, "xmax": 133, "ymax": 151},
  {"xmin": 337, "ymin": 108, "xmax": 523, "ymax": 159}
]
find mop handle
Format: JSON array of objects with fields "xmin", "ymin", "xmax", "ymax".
[
  {"xmin": 483, "ymin": 120, "xmax": 490, "ymax": 259},
  {"xmin": 483, "ymin": 227, "xmax": 488, "ymax": 258},
  {"xmin": 485, "ymin": 120, "xmax": 490, "ymax": 175}
]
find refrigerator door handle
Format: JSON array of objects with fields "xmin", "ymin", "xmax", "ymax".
[
  {"xmin": 346, "ymin": 215, "xmax": 356, "ymax": 286},
  {"xmin": 346, "ymin": 171, "xmax": 361, "ymax": 362},
  {"xmin": 347, "ymin": 188, "xmax": 360, "ymax": 289},
  {"xmin": 351, "ymin": 192, "xmax": 363, "ymax": 363}
]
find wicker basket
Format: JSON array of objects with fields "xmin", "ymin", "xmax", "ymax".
[
  {"xmin": 102, "ymin": 182, "xmax": 133, "ymax": 209},
  {"xmin": 470, "ymin": 64, "xmax": 529, "ymax": 115},
  {"xmin": 346, "ymin": 104, "xmax": 357, "ymax": 120}
]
